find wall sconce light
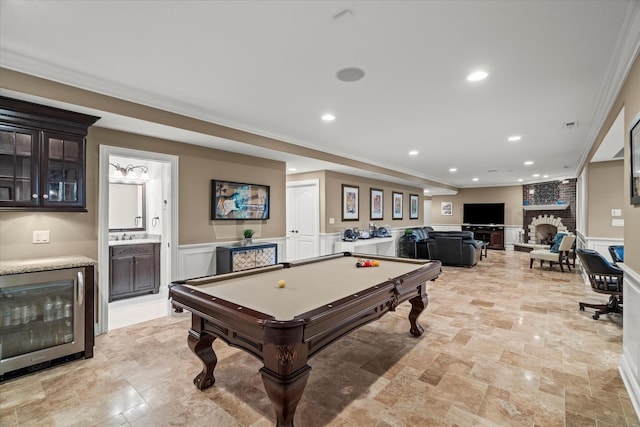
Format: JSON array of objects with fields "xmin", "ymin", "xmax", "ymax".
[{"xmin": 109, "ymin": 163, "xmax": 150, "ymax": 180}]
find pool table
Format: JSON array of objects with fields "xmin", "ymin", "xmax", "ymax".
[{"xmin": 169, "ymin": 252, "xmax": 442, "ymax": 427}]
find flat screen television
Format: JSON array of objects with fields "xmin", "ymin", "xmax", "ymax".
[
  {"xmin": 211, "ymin": 180, "xmax": 270, "ymax": 220},
  {"xmin": 463, "ymin": 203, "xmax": 505, "ymax": 225}
]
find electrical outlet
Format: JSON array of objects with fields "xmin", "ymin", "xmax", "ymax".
[
  {"xmin": 329, "ymin": 218, "xmax": 335, "ymax": 224},
  {"xmin": 33, "ymin": 230, "xmax": 50, "ymax": 243},
  {"xmin": 612, "ymin": 219, "xmax": 624, "ymax": 227}
]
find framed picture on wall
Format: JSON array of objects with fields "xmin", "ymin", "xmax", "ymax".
[
  {"xmin": 441, "ymin": 201, "xmax": 453, "ymax": 216},
  {"xmin": 409, "ymin": 194, "xmax": 419, "ymax": 219},
  {"xmin": 392, "ymin": 192, "xmax": 403, "ymax": 219},
  {"xmin": 342, "ymin": 184, "xmax": 359, "ymax": 221},
  {"xmin": 631, "ymin": 116, "xmax": 640, "ymax": 205},
  {"xmin": 370, "ymin": 188, "xmax": 383, "ymax": 220}
]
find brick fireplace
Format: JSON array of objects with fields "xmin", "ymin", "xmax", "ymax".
[{"xmin": 521, "ymin": 179, "xmax": 576, "ymax": 244}]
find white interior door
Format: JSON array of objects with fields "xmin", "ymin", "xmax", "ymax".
[{"xmin": 286, "ymin": 180, "xmax": 319, "ymax": 261}]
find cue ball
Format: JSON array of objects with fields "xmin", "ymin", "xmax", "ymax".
[{"xmin": 278, "ymin": 279, "xmax": 286, "ymax": 288}]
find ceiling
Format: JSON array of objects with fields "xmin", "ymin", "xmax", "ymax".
[{"xmin": 1, "ymin": 1, "xmax": 639, "ymax": 195}]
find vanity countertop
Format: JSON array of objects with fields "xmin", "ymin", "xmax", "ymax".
[
  {"xmin": 0, "ymin": 255, "xmax": 96, "ymax": 275},
  {"xmin": 108, "ymin": 238, "xmax": 161, "ymax": 246}
]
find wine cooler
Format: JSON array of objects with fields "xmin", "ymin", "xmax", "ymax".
[{"xmin": 0, "ymin": 267, "xmax": 88, "ymax": 377}]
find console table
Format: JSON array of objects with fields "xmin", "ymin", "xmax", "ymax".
[
  {"xmin": 333, "ymin": 237, "xmax": 395, "ymax": 257},
  {"xmin": 463, "ymin": 226, "xmax": 505, "ymax": 250},
  {"xmin": 215, "ymin": 243, "xmax": 278, "ymax": 274}
]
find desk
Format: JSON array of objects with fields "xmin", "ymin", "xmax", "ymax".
[
  {"xmin": 333, "ymin": 236, "xmax": 395, "ymax": 256},
  {"xmin": 169, "ymin": 253, "xmax": 442, "ymax": 427}
]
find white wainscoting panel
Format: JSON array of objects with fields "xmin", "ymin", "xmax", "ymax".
[
  {"xmin": 178, "ymin": 244, "xmax": 215, "ymax": 279},
  {"xmin": 582, "ymin": 236, "xmax": 625, "ymax": 263},
  {"xmin": 431, "ymin": 224, "xmax": 462, "ymax": 231},
  {"xmin": 619, "ymin": 263, "xmax": 640, "ymax": 421},
  {"xmin": 319, "ymin": 233, "xmax": 340, "ymax": 257},
  {"xmin": 503, "ymin": 226, "xmax": 521, "ymax": 250}
]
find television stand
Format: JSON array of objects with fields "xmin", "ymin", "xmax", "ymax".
[{"xmin": 463, "ymin": 225, "xmax": 505, "ymax": 250}]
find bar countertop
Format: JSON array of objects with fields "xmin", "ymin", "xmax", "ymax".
[{"xmin": 0, "ymin": 255, "xmax": 97, "ymax": 275}]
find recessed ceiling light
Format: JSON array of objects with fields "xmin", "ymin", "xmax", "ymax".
[
  {"xmin": 518, "ymin": 178, "xmax": 523, "ymax": 182},
  {"xmin": 321, "ymin": 113, "xmax": 335, "ymax": 121},
  {"xmin": 508, "ymin": 135, "xmax": 521, "ymax": 142},
  {"xmin": 472, "ymin": 177, "xmax": 479, "ymax": 182},
  {"xmin": 543, "ymin": 174, "xmax": 549, "ymax": 178},
  {"xmin": 288, "ymin": 167, "xmax": 297, "ymax": 172},
  {"xmin": 449, "ymin": 168, "xmax": 457, "ymax": 172},
  {"xmin": 532, "ymin": 174, "xmax": 540, "ymax": 177},
  {"xmin": 467, "ymin": 70, "xmax": 488, "ymax": 82},
  {"xmin": 408, "ymin": 150, "xmax": 419, "ymax": 156},
  {"xmin": 524, "ymin": 160, "xmax": 534, "ymax": 166},
  {"xmin": 424, "ymin": 189, "xmax": 430, "ymax": 193}
]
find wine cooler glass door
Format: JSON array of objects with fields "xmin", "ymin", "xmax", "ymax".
[{"xmin": 1, "ymin": 267, "xmax": 85, "ymax": 375}]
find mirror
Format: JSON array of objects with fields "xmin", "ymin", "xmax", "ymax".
[{"xmin": 109, "ymin": 182, "xmax": 146, "ymax": 231}]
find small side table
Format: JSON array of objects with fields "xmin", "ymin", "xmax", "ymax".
[{"xmin": 479, "ymin": 241, "xmax": 489, "ymax": 260}]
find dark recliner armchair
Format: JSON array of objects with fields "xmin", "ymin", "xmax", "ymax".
[
  {"xmin": 425, "ymin": 231, "xmax": 483, "ymax": 267},
  {"xmin": 576, "ymin": 248, "xmax": 623, "ymax": 320}
]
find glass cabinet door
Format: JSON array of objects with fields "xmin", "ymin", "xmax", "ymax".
[
  {"xmin": 0, "ymin": 126, "xmax": 39, "ymax": 207},
  {"xmin": 41, "ymin": 132, "xmax": 84, "ymax": 208}
]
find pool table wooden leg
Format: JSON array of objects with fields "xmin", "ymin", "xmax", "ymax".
[
  {"xmin": 187, "ymin": 329, "xmax": 217, "ymax": 390},
  {"xmin": 408, "ymin": 293, "xmax": 429, "ymax": 336},
  {"xmin": 260, "ymin": 365, "xmax": 311, "ymax": 427}
]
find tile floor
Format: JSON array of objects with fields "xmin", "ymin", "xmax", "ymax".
[
  {"xmin": 1, "ymin": 250, "xmax": 638, "ymax": 426},
  {"xmin": 108, "ymin": 287, "xmax": 170, "ymax": 331}
]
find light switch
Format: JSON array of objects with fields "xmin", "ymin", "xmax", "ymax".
[
  {"xmin": 612, "ymin": 219, "xmax": 624, "ymax": 227},
  {"xmin": 611, "ymin": 209, "xmax": 622, "ymax": 217},
  {"xmin": 33, "ymin": 230, "xmax": 50, "ymax": 243},
  {"xmin": 329, "ymin": 218, "xmax": 335, "ymax": 224}
]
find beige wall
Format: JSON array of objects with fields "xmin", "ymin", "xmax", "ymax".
[
  {"xmin": 0, "ymin": 127, "xmax": 286, "ymax": 261},
  {"xmin": 584, "ymin": 53, "xmax": 640, "ymax": 273},
  {"xmin": 288, "ymin": 171, "xmax": 425, "ymax": 233},
  {"xmin": 430, "ymin": 186, "xmax": 523, "ymax": 226},
  {"xmin": 93, "ymin": 128, "xmax": 286, "ymax": 245},
  {"xmin": 587, "ymin": 160, "xmax": 625, "ymax": 239},
  {"xmin": 621, "ymin": 58, "xmax": 640, "ymax": 273}
]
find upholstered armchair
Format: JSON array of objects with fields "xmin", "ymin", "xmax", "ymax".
[
  {"xmin": 529, "ymin": 234, "xmax": 576, "ymax": 272},
  {"xmin": 576, "ymin": 248, "xmax": 623, "ymax": 320}
]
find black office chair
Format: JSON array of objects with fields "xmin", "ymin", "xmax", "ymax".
[
  {"xmin": 576, "ymin": 249, "xmax": 623, "ymax": 320},
  {"xmin": 608, "ymin": 245, "xmax": 624, "ymax": 264}
]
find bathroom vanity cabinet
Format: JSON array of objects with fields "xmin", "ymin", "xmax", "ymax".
[{"xmin": 109, "ymin": 243, "xmax": 160, "ymax": 301}]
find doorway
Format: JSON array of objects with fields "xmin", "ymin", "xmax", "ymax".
[{"xmin": 98, "ymin": 146, "xmax": 179, "ymax": 334}]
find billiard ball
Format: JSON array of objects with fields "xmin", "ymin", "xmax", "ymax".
[{"xmin": 278, "ymin": 279, "xmax": 286, "ymax": 288}]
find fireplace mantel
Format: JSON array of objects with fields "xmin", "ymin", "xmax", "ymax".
[{"xmin": 523, "ymin": 204, "xmax": 570, "ymax": 211}]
